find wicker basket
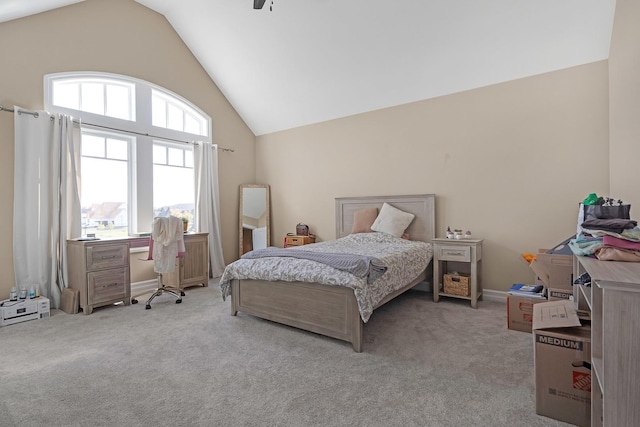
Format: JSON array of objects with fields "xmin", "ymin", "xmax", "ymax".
[{"xmin": 443, "ymin": 273, "xmax": 470, "ymax": 296}]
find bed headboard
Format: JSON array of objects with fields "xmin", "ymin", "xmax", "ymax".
[{"xmin": 335, "ymin": 194, "xmax": 436, "ymax": 242}]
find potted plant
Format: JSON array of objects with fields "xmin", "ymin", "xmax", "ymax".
[{"xmin": 181, "ymin": 216, "xmax": 189, "ymax": 232}]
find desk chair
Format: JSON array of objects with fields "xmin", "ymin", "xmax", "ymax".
[{"xmin": 131, "ymin": 216, "xmax": 186, "ymax": 309}]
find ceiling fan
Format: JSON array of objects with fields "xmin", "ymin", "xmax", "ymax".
[{"xmin": 253, "ymin": 0, "xmax": 275, "ymax": 10}]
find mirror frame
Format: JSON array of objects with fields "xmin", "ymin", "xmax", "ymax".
[{"xmin": 239, "ymin": 184, "xmax": 271, "ymax": 257}]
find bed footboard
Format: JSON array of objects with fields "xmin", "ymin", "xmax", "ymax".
[{"xmin": 231, "ymin": 279, "xmax": 363, "ymax": 352}]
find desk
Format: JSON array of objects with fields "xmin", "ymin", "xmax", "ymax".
[
  {"xmin": 162, "ymin": 232, "xmax": 209, "ymax": 290},
  {"xmin": 67, "ymin": 233, "xmax": 209, "ymax": 314}
]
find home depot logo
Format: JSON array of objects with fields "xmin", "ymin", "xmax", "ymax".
[
  {"xmin": 535, "ymin": 335, "xmax": 584, "ymax": 351},
  {"xmin": 518, "ymin": 302, "xmax": 533, "ymax": 313},
  {"xmin": 573, "ymin": 371, "xmax": 591, "ymax": 392}
]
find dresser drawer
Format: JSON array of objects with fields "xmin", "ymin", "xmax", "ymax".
[
  {"xmin": 88, "ymin": 268, "xmax": 129, "ymax": 305},
  {"xmin": 437, "ymin": 245, "xmax": 471, "ymax": 262},
  {"xmin": 86, "ymin": 244, "xmax": 129, "ymax": 271}
]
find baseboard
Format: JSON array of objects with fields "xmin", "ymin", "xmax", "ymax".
[
  {"xmin": 483, "ymin": 289, "xmax": 507, "ymax": 303},
  {"xmin": 131, "ymin": 279, "xmax": 158, "ymax": 298}
]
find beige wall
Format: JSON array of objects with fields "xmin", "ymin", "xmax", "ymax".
[
  {"xmin": 0, "ymin": 0, "xmax": 255, "ymax": 297},
  {"xmin": 257, "ymin": 62, "xmax": 610, "ymax": 292},
  {"xmin": 609, "ymin": 0, "xmax": 640, "ymax": 210}
]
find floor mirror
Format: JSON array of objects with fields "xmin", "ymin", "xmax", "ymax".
[{"xmin": 239, "ymin": 184, "xmax": 270, "ymax": 257}]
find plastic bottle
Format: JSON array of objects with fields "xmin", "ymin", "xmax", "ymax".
[
  {"xmin": 19, "ymin": 286, "xmax": 27, "ymax": 300},
  {"xmin": 9, "ymin": 287, "xmax": 18, "ymax": 301},
  {"xmin": 29, "ymin": 286, "xmax": 35, "ymax": 299}
]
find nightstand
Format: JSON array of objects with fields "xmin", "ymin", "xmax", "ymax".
[
  {"xmin": 284, "ymin": 235, "xmax": 315, "ymax": 247},
  {"xmin": 432, "ymin": 238, "xmax": 483, "ymax": 308}
]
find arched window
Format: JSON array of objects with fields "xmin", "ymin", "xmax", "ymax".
[{"xmin": 45, "ymin": 72, "xmax": 211, "ymax": 238}]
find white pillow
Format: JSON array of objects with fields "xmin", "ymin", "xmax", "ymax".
[{"xmin": 370, "ymin": 203, "xmax": 415, "ymax": 237}]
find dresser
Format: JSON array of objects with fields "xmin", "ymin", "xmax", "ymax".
[
  {"xmin": 67, "ymin": 239, "xmax": 131, "ymax": 315},
  {"xmin": 162, "ymin": 232, "xmax": 209, "ymax": 289},
  {"xmin": 573, "ymin": 256, "xmax": 640, "ymax": 426}
]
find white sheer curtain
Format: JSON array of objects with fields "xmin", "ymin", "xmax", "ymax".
[
  {"xmin": 194, "ymin": 142, "xmax": 226, "ymax": 278},
  {"xmin": 13, "ymin": 107, "xmax": 81, "ymax": 308}
]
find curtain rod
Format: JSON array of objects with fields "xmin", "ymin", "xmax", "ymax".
[
  {"xmin": 0, "ymin": 104, "xmax": 235, "ymax": 152},
  {"xmin": 0, "ymin": 104, "xmax": 40, "ymax": 118}
]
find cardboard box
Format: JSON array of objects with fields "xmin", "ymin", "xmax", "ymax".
[
  {"xmin": 547, "ymin": 287, "xmax": 591, "ymax": 320},
  {"xmin": 507, "ymin": 295, "xmax": 547, "ymax": 333},
  {"xmin": 61, "ymin": 288, "xmax": 79, "ymax": 314},
  {"xmin": 533, "ymin": 300, "xmax": 591, "ymax": 427},
  {"xmin": 529, "ymin": 249, "xmax": 573, "ymax": 290},
  {"xmin": 547, "ymin": 287, "xmax": 573, "ymax": 301},
  {"xmin": 521, "ymin": 252, "xmax": 553, "ymax": 288},
  {"xmin": 284, "ymin": 235, "xmax": 315, "ymax": 247}
]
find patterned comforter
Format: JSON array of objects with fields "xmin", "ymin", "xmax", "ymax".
[{"xmin": 219, "ymin": 232, "xmax": 433, "ymax": 322}]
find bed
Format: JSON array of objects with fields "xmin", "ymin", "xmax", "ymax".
[{"xmin": 219, "ymin": 194, "xmax": 436, "ymax": 352}]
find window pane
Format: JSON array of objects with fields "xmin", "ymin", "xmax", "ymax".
[
  {"xmin": 81, "ymin": 83, "xmax": 105, "ymax": 115},
  {"xmin": 152, "ymin": 95, "xmax": 167, "ymax": 128},
  {"xmin": 184, "ymin": 113, "xmax": 200, "ymax": 135},
  {"xmin": 81, "ymin": 154, "xmax": 128, "ymax": 238},
  {"xmin": 167, "ymin": 147, "xmax": 184, "ymax": 166},
  {"xmin": 106, "ymin": 138, "xmax": 128, "ymax": 161},
  {"xmin": 82, "ymin": 134, "xmax": 105, "ymax": 158},
  {"xmin": 167, "ymin": 103, "xmax": 184, "ymax": 132},
  {"xmin": 106, "ymin": 84, "xmax": 131, "ymax": 120},
  {"xmin": 153, "ymin": 162, "xmax": 194, "ymax": 231},
  {"xmin": 53, "ymin": 82, "xmax": 79, "ymax": 109},
  {"xmin": 185, "ymin": 150, "xmax": 193, "ymax": 168},
  {"xmin": 151, "ymin": 88, "xmax": 208, "ymax": 136},
  {"xmin": 153, "ymin": 145, "xmax": 167, "ymax": 164}
]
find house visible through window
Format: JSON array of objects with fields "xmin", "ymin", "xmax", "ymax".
[{"xmin": 45, "ymin": 72, "xmax": 211, "ymax": 238}]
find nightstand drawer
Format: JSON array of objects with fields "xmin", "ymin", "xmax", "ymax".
[
  {"xmin": 88, "ymin": 268, "xmax": 129, "ymax": 304},
  {"xmin": 86, "ymin": 244, "xmax": 129, "ymax": 271},
  {"xmin": 437, "ymin": 245, "xmax": 471, "ymax": 262}
]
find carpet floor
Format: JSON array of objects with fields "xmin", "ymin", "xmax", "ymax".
[{"xmin": 0, "ymin": 284, "xmax": 572, "ymax": 426}]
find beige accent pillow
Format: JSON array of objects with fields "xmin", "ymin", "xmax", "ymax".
[
  {"xmin": 370, "ymin": 203, "xmax": 415, "ymax": 237},
  {"xmin": 351, "ymin": 208, "xmax": 378, "ymax": 233}
]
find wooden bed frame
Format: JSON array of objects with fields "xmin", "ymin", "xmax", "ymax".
[{"xmin": 230, "ymin": 194, "xmax": 436, "ymax": 352}]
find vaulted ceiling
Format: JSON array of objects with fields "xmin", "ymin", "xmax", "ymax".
[{"xmin": 0, "ymin": 0, "xmax": 617, "ymax": 135}]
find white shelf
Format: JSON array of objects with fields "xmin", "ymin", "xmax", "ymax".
[{"xmin": 575, "ymin": 255, "xmax": 640, "ymax": 427}]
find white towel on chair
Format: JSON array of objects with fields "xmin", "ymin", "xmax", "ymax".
[{"xmin": 152, "ymin": 216, "xmax": 185, "ymax": 273}]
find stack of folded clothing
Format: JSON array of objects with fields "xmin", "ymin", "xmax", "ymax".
[
  {"xmin": 581, "ymin": 218, "xmax": 637, "ymax": 234},
  {"xmin": 570, "ymin": 226, "xmax": 640, "ymax": 262},
  {"xmin": 571, "ymin": 193, "xmax": 640, "ymax": 262}
]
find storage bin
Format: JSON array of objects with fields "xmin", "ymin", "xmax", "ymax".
[{"xmin": 443, "ymin": 273, "xmax": 470, "ymax": 296}]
